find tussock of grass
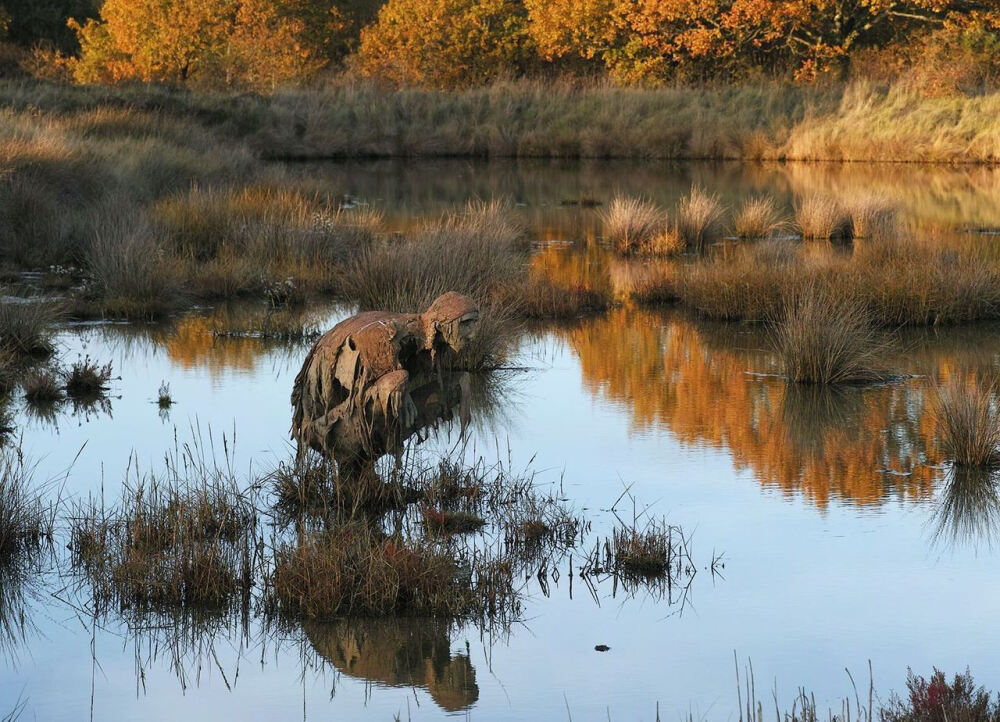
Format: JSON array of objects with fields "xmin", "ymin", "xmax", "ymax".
[
  {"xmin": 935, "ymin": 379, "xmax": 1000, "ymax": 468},
  {"xmin": 0, "ymin": 300, "xmax": 57, "ymax": 359},
  {"xmin": 86, "ymin": 212, "xmax": 182, "ymax": 319},
  {"xmin": 677, "ymin": 186, "xmax": 724, "ymax": 249},
  {"xmin": 600, "ymin": 196, "xmax": 679, "ymax": 256},
  {"xmin": 63, "ymin": 356, "xmax": 112, "ymax": 397},
  {"xmin": 516, "ymin": 278, "xmax": 610, "ymax": 320},
  {"xmin": 71, "ymin": 473, "xmax": 256, "ymax": 610},
  {"xmin": 0, "ymin": 448, "xmax": 54, "ymax": 562},
  {"xmin": 796, "ymin": 195, "xmax": 852, "ymax": 240},
  {"xmin": 774, "ymin": 284, "xmax": 886, "ymax": 385},
  {"xmin": 157, "ymin": 382, "xmax": 172, "ymax": 409},
  {"xmin": 849, "ymin": 194, "xmax": 901, "ymax": 241},
  {"xmin": 22, "ymin": 369, "xmax": 62, "ymax": 403},
  {"xmin": 733, "ymin": 195, "xmax": 787, "ymax": 239},
  {"xmin": 270, "ymin": 524, "xmax": 514, "ymax": 618}
]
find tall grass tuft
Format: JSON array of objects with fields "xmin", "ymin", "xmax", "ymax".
[
  {"xmin": 677, "ymin": 186, "xmax": 725, "ymax": 249},
  {"xmin": 600, "ymin": 196, "xmax": 679, "ymax": 255},
  {"xmin": 849, "ymin": 194, "xmax": 901, "ymax": 242},
  {"xmin": 935, "ymin": 379, "xmax": 1000, "ymax": 467},
  {"xmin": 732, "ymin": 195, "xmax": 787, "ymax": 239},
  {"xmin": 0, "ymin": 448, "xmax": 54, "ymax": 562},
  {"xmin": 0, "ymin": 301, "xmax": 57, "ymax": 359},
  {"xmin": 795, "ymin": 195, "xmax": 852, "ymax": 240},
  {"xmin": 86, "ymin": 211, "xmax": 182, "ymax": 319},
  {"xmin": 774, "ymin": 284, "xmax": 886, "ymax": 385}
]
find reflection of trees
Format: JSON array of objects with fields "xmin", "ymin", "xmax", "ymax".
[
  {"xmin": 304, "ymin": 617, "xmax": 478, "ymax": 712},
  {"xmin": 563, "ymin": 307, "xmax": 994, "ymax": 508}
]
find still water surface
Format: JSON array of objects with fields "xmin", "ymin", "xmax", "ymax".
[{"xmin": 3, "ymin": 160, "xmax": 1000, "ymax": 720}]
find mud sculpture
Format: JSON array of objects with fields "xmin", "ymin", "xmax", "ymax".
[{"xmin": 291, "ymin": 292, "xmax": 480, "ymax": 473}]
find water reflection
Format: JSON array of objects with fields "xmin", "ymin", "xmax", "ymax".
[
  {"xmin": 304, "ymin": 618, "xmax": 478, "ymax": 712},
  {"xmin": 565, "ymin": 307, "xmax": 955, "ymax": 507},
  {"xmin": 931, "ymin": 468, "xmax": 1000, "ymax": 551}
]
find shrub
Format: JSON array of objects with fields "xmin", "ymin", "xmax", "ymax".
[{"xmin": 882, "ymin": 668, "xmax": 1000, "ymax": 722}]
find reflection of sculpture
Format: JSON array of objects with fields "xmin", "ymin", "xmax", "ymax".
[
  {"xmin": 304, "ymin": 618, "xmax": 479, "ymax": 712},
  {"xmin": 291, "ymin": 293, "xmax": 479, "ymax": 471}
]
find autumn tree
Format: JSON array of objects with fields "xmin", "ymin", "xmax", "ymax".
[
  {"xmin": 358, "ymin": 0, "xmax": 536, "ymax": 88},
  {"xmin": 72, "ymin": 0, "xmax": 350, "ymax": 89}
]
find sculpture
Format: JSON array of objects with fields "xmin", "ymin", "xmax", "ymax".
[{"xmin": 290, "ymin": 292, "xmax": 480, "ymax": 473}]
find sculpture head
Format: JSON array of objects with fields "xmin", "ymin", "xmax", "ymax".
[{"xmin": 422, "ymin": 292, "xmax": 480, "ymax": 353}]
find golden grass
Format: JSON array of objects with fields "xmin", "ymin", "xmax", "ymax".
[
  {"xmin": 848, "ymin": 194, "xmax": 901, "ymax": 241},
  {"xmin": 795, "ymin": 195, "xmax": 852, "ymax": 240},
  {"xmin": 774, "ymin": 284, "xmax": 886, "ymax": 385},
  {"xmin": 732, "ymin": 195, "xmax": 788, "ymax": 239},
  {"xmin": 600, "ymin": 196, "xmax": 680, "ymax": 256},
  {"xmin": 677, "ymin": 185, "xmax": 725, "ymax": 249},
  {"xmin": 935, "ymin": 379, "xmax": 1000, "ymax": 467}
]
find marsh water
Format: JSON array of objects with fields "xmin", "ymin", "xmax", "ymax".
[{"xmin": 5, "ymin": 159, "xmax": 1000, "ymax": 720}]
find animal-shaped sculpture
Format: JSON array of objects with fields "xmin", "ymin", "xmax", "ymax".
[{"xmin": 291, "ymin": 292, "xmax": 480, "ymax": 474}]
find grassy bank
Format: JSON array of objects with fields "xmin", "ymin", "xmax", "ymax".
[{"xmin": 2, "ymin": 79, "xmax": 999, "ymax": 163}]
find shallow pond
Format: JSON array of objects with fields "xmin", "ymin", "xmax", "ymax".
[{"xmin": 3, "ymin": 159, "xmax": 1000, "ymax": 720}]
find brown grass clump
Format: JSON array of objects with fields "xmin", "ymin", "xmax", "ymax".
[
  {"xmin": 732, "ymin": 195, "xmax": 787, "ymax": 239},
  {"xmin": 774, "ymin": 284, "xmax": 886, "ymax": 385},
  {"xmin": 63, "ymin": 357, "xmax": 113, "ymax": 397},
  {"xmin": 795, "ymin": 195, "xmax": 852, "ymax": 240},
  {"xmin": 0, "ymin": 300, "xmax": 57, "ymax": 359},
  {"xmin": 677, "ymin": 186, "xmax": 725, "ymax": 249},
  {"xmin": 848, "ymin": 194, "xmax": 901, "ymax": 242},
  {"xmin": 0, "ymin": 448, "xmax": 54, "ymax": 562},
  {"xmin": 70, "ymin": 471, "xmax": 256, "ymax": 611},
  {"xmin": 22, "ymin": 369, "xmax": 63, "ymax": 403},
  {"xmin": 935, "ymin": 379, "xmax": 1000, "ymax": 468},
  {"xmin": 270, "ymin": 524, "xmax": 511, "ymax": 618},
  {"xmin": 515, "ymin": 278, "xmax": 610, "ymax": 320},
  {"xmin": 600, "ymin": 196, "xmax": 680, "ymax": 256}
]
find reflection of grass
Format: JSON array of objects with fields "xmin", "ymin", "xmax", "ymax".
[
  {"xmin": 931, "ymin": 467, "xmax": 1000, "ymax": 550},
  {"xmin": 935, "ymin": 380, "xmax": 1000, "ymax": 467}
]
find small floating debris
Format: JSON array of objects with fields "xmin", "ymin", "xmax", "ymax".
[{"xmin": 594, "ymin": 645, "xmax": 610, "ymax": 652}]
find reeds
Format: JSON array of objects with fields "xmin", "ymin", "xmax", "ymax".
[
  {"xmin": 935, "ymin": 379, "xmax": 1000, "ymax": 467},
  {"xmin": 677, "ymin": 186, "xmax": 725, "ymax": 249},
  {"xmin": 0, "ymin": 300, "xmax": 56, "ymax": 359},
  {"xmin": 732, "ymin": 195, "xmax": 787, "ymax": 239},
  {"xmin": 774, "ymin": 284, "xmax": 886, "ymax": 385},
  {"xmin": 796, "ymin": 195, "xmax": 852, "ymax": 240},
  {"xmin": 0, "ymin": 448, "xmax": 54, "ymax": 562},
  {"xmin": 600, "ymin": 196, "xmax": 680, "ymax": 256},
  {"xmin": 63, "ymin": 357, "xmax": 112, "ymax": 397}
]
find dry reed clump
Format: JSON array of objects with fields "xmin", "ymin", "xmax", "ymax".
[
  {"xmin": 774, "ymin": 284, "xmax": 887, "ymax": 385},
  {"xmin": 269, "ymin": 524, "xmax": 515, "ymax": 619},
  {"xmin": 600, "ymin": 196, "xmax": 680, "ymax": 256},
  {"xmin": 0, "ymin": 300, "xmax": 57, "ymax": 359},
  {"xmin": 85, "ymin": 211, "xmax": 183, "ymax": 319},
  {"xmin": 70, "ymin": 473, "xmax": 257, "ymax": 610},
  {"xmin": 63, "ymin": 357, "xmax": 113, "ymax": 397},
  {"xmin": 935, "ymin": 379, "xmax": 1000, "ymax": 468},
  {"xmin": 21, "ymin": 369, "xmax": 62, "ymax": 403},
  {"xmin": 153, "ymin": 185, "xmax": 382, "ymax": 299},
  {"xmin": 581, "ymin": 516, "xmax": 694, "ymax": 587},
  {"xmin": 0, "ymin": 448, "xmax": 55, "ymax": 563},
  {"xmin": 732, "ymin": 195, "xmax": 788, "ymax": 239},
  {"xmin": 795, "ymin": 195, "xmax": 853, "ymax": 240},
  {"xmin": 667, "ymin": 240, "xmax": 803, "ymax": 320},
  {"xmin": 848, "ymin": 195, "xmax": 901, "ymax": 242},
  {"xmin": 340, "ymin": 200, "xmax": 525, "ymax": 313},
  {"xmin": 677, "ymin": 186, "xmax": 725, "ymax": 249},
  {"xmin": 515, "ymin": 278, "xmax": 610, "ymax": 320}
]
